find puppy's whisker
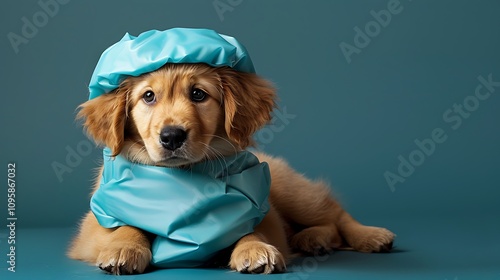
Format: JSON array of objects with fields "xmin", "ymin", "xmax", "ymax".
[
  {"xmin": 202, "ymin": 138, "xmax": 234, "ymax": 179},
  {"xmin": 197, "ymin": 143, "xmax": 216, "ymax": 174},
  {"xmin": 199, "ymin": 142, "xmax": 229, "ymax": 180},
  {"xmin": 201, "ymin": 134, "xmax": 238, "ymax": 156}
]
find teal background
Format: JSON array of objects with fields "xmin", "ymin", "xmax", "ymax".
[{"xmin": 1, "ymin": 0, "xmax": 499, "ymax": 279}]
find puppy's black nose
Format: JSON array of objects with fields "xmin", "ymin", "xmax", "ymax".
[{"xmin": 159, "ymin": 126, "xmax": 187, "ymax": 151}]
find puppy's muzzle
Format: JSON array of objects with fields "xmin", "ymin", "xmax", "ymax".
[{"xmin": 160, "ymin": 126, "xmax": 187, "ymax": 151}]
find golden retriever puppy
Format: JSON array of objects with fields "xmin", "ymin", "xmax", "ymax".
[{"xmin": 68, "ymin": 63, "xmax": 394, "ymax": 275}]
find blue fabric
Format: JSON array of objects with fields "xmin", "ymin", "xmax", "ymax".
[
  {"xmin": 90, "ymin": 148, "xmax": 270, "ymax": 268},
  {"xmin": 88, "ymin": 28, "xmax": 255, "ymax": 99}
]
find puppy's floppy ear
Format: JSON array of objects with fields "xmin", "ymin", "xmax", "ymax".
[
  {"xmin": 219, "ymin": 68, "xmax": 276, "ymax": 148},
  {"xmin": 76, "ymin": 81, "xmax": 130, "ymax": 156}
]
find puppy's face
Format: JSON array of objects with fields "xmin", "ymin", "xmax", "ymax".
[
  {"xmin": 78, "ymin": 64, "xmax": 275, "ymax": 167},
  {"xmin": 126, "ymin": 65, "xmax": 225, "ymax": 166}
]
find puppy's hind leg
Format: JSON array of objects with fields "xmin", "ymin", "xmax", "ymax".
[
  {"xmin": 336, "ymin": 212, "xmax": 395, "ymax": 253},
  {"xmin": 276, "ymin": 177, "xmax": 347, "ymax": 254},
  {"xmin": 284, "ymin": 178, "xmax": 394, "ymax": 254},
  {"xmin": 257, "ymin": 153, "xmax": 394, "ymax": 254}
]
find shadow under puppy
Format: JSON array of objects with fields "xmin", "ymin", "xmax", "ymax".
[{"xmin": 68, "ymin": 28, "xmax": 394, "ymax": 275}]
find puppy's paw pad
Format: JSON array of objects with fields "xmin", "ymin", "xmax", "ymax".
[
  {"xmin": 230, "ymin": 241, "xmax": 286, "ymax": 274},
  {"xmin": 96, "ymin": 243, "xmax": 152, "ymax": 275},
  {"xmin": 351, "ymin": 226, "xmax": 395, "ymax": 253},
  {"xmin": 291, "ymin": 226, "xmax": 341, "ymax": 254}
]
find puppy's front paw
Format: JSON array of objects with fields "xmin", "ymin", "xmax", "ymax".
[
  {"xmin": 229, "ymin": 241, "xmax": 286, "ymax": 274},
  {"xmin": 96, "ymin": 242, "xmax": 152, "ymax": 275},
  {"xmin": 348, "ymin": 226, "xmax": 395, "ymax": 253}
]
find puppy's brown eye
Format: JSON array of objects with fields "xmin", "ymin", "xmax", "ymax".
[
  {"xmin": 142, "ymin": 90, "xmax": 156, "ymax": 104},
  {"xmin": 191, "ymin": 88, "xmax": 207, "ymax": 102}
]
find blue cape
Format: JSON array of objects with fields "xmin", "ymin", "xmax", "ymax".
[
  {"xmin": 88, "ymin": 28, "xmax": 255, "ymax": 100},
  {"xmin": 91, "ymin": 148, "xmax": 270, "ymax": 267}
]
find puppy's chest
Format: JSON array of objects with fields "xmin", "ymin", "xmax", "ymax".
[{"xmin": 90, "ymin": 148, "xmax": 271, "ymax": 267}]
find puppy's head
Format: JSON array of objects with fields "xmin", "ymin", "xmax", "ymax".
[{"xmin": 78, "ymin": 64, "xmax": 275, "ymax": 167}]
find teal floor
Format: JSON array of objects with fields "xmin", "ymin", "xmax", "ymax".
[{"xmin": 1, "ymin": 217, "xmax": 499, "ymax": 280}]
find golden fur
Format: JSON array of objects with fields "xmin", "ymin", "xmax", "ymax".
[{"xmin": 68, "ymin": 63, "xmax": 394, "ymax": 275}]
